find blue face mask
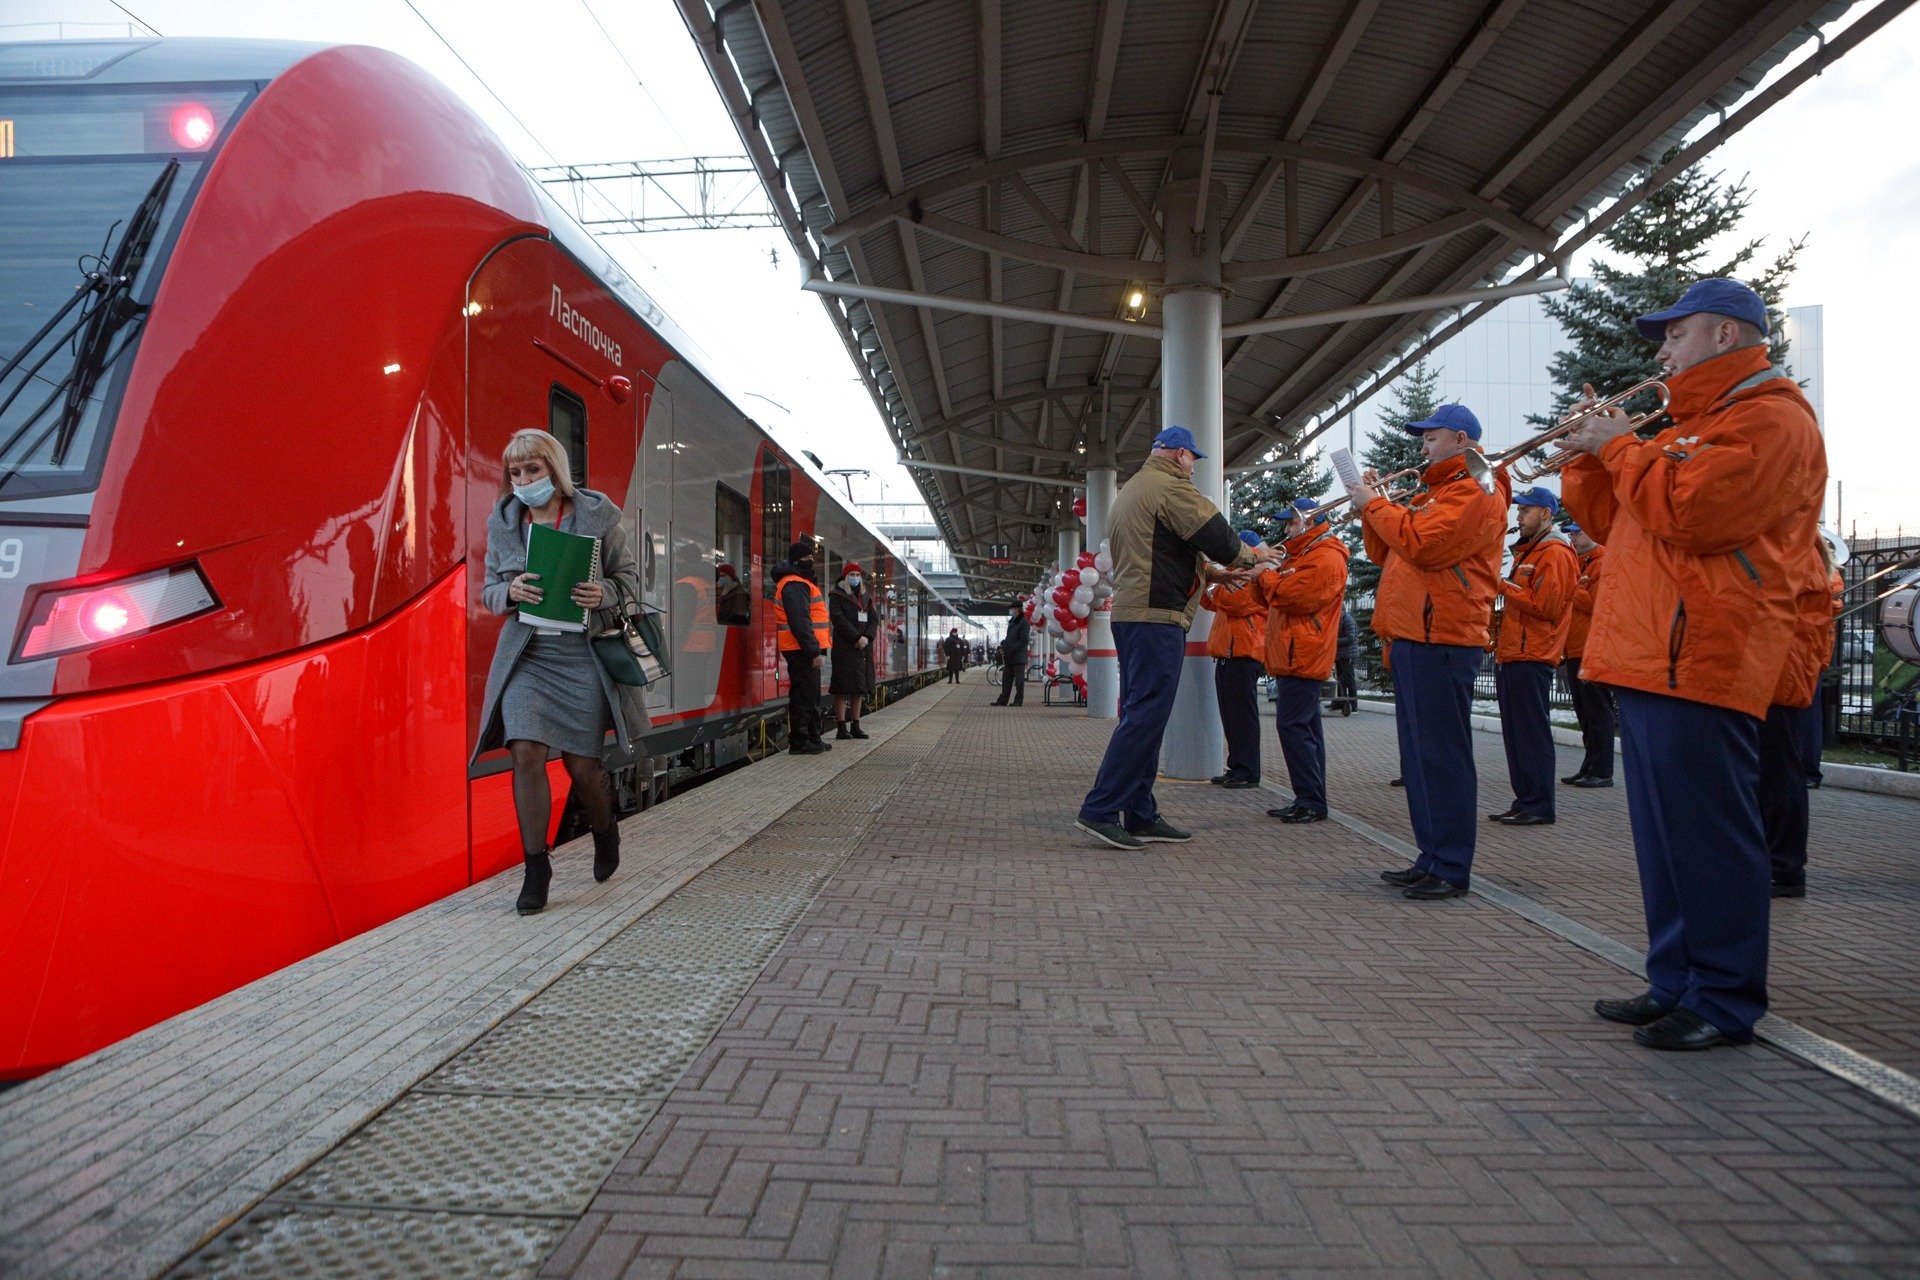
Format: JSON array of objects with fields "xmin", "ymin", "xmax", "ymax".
[
  {"xmin": 848, "ymin": 574, "xmax": 862, "ymax": 590},
  {"xmin": 513, "ymin": 477, "xmax": 555, "ymax": 508}
]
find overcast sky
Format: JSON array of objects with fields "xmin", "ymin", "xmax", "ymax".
[{"xmin": 12, "ymin": 0, "xmax": 1919, "ymax": 534}]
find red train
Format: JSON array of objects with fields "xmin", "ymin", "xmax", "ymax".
[{"xmin": 0, "ymin": 37, "xmax": 971, "ymax": 1077}]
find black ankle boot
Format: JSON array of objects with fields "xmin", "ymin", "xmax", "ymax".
[
  {"xmin": 848, "ymin": 722, "xmax": 869, "ymax": 739},
  {"xmin": 592, "ymin": 826, "xmax": 620, "ymax": 883},
  {"xmin": 836, "ymin": 721, "xmax": 851, "ymax": 740},
  {"xmin": 516, "ymin": 853, "xmax": 552, "ymax": 915}
]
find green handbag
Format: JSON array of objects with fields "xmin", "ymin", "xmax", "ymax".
[{"xmin": 593, "ymin": 579, "xmax": 669, "ymax": 687}]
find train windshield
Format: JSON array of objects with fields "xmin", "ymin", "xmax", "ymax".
[{"xmin": 0, "ymin": 86, "xmax": 247, "ymax": 498}]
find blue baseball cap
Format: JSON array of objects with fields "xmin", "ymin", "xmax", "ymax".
[
  {"xmin": 1151, "ymin": 425, "xmax": 1206, "ymax": 458},
  {"xmin": 1238, "ymin": 529, "xmax": 1263, "ymax": 547},
  {"xmin": 1563, "ymin": 521, "xmax": 1583, "ymax": 536},
  {"xmin": 1514, "ymin": 485, "xmax": 1559, "ymax": 513},
  {"xmin": 1634, "ymin": 277, "xmax": 1769, "ymax": 342},
  {"xmin": 1289, "ymin": 497, "xmax": 1328, "ymax": 526},
  {"xmin": 1404, "ymin": 402, "xmax": 1481, "ymax": 441}
]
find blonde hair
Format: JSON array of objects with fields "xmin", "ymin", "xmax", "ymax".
[{"xmin": 502, "ymin": 428, "xmax": 576, "ymax": 497}]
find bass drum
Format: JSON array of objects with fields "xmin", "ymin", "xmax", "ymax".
[{"xmin": 1881, "ymin": 581, "xmax": 1920, "ymax": 664}]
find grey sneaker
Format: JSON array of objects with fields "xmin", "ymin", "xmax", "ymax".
[
  {"xmin": 1125, "ymin": 816, "xmax": 1192, "ymax": 843},
  {"xmin": 1076, "ymin": 818, "xmax": 1144, "ymax": 850}
]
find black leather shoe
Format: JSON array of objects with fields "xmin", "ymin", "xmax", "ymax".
[
  {"xmin": 1209, "ymin": 773, "xmax": 1232, "ymax": 785},
  {"xmin": 1220, "ymin": 775, "xmax": 1257, "ymax": 789},
  {"xmin": 1569, "ymin": 776, "xmax": 1613, "ymax": 788},
  {"xmin": 516, "ymin": 854, "xmax": 552, "ymax": 915},
  {"xmin": 1593, "ymin": 993, "xmax": 1674, "ymax": 1026},
  {"xmin": 1403, "ymin": 874, "xmax": 1467, "ymax": 900},
  {"xmin": 1280, "ymin": 808, "xmax": 1328, "ymax": 824},
  {"xmin": 1494, "ymin": 812, "xmax": 1554, "ymax": 826},
  {"xmin": 1379, "ymin": 867, "xmax": 1424, "ymax": 886},
  {"xmin": 1634, "ymin": 1008, "xmax": 1742, "ymax": 1051},
  {"xmin": 990, "ymin": 699, "xmax": 1007, "ymax": 706},
  {"xmin": 1560, "ymin": 773, "xmax": 1587, "ymax": 785},
  {"xmin": 848, "ymin": 724, "xmax": 869, "ymax": 739},
  {"xmin": 1267, "ymin": 805, "xmax": 1304, "ymax": 819},
  {"xmin": 1487, "ymin": 808, "xmax": 1518, "ymax": 822},
  {"xmin": 1389, "ymin": 777, "xmax": 1405, "ymax": 787},
  {"xmin": 1771, "ymin": 880, "xmax": 1806, "ymax": 899},
  {"xmin": 592, "ymin": 827, "xmax": 620, "ymax": 884},
  {"xmin": 1125, "ymin": 816, "xmax": 1192, "ymax": 843}
]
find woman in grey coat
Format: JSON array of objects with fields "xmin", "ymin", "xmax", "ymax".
[{"xmin": 474, "ymin": 429, "xmax": 643, "ymax": 915}]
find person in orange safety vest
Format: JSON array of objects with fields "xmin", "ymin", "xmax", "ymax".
[
  {"xmin": 1560, "ymin": 525, "xmax": 1614, "ymax": 786},
  {"xmin": 1560, "ymin": 277, "xmax": 1825, "ymax": 1053},
  {"xmin": 774, "ymin": 538, "xmax": 832, "ymax": 755},
  {"xmin": 1352, "ymin": 402, "xmax": 1509, "ymax": 900},
  {"xmin": 1201, "ymin": 530, "xmax": 1270, "ymax": 789},
  {"xmin": 1259, "ymin": 500, "xmax": 1350, "ymax": 823},
  {"xmin": 1489, "ymin": 485, "xmax": 1579, "ymax": 826}
]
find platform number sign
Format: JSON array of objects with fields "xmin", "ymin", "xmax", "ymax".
[{"xmin": 988, "ymin": 543, "xmax": 1011, "ymax": 565}]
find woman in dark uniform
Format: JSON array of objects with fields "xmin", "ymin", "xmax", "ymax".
[
  {"xmin": 827, "ymin": 562, "xmax": 877, "ymax": 739},
  {"xmin": 473, "ymin": 429, "xmax": 642, "ymax": 916}
]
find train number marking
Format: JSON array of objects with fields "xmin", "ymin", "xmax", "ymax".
[{"xmin": 0, "ymin": 538, "xmax": 23, "ymax": 579}]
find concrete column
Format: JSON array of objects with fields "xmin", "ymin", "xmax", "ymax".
[
  {"xmin": 1056, "ymin": 527, "xmax": 1082, "ymax": 573},
  {"xmin": 1084, "ymin": 462, "xmax": 1118, "ymax": 553},
  {"xmin": 1155, "ymin": 168, "xmax": 1228, "ymax": 781}
]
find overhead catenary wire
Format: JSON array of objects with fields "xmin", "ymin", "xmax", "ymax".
[
  {"xmin": 575, "ymin": 0, "xmax": 695, "ymax": 155},
  {"xmin": 106, "ymin": 1, "xmax": 160, "ymax": 36}
]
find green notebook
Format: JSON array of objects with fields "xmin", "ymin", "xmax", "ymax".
[{"xmin": 518, "ymin": 522, "xmax": 601, "ymax": 631}]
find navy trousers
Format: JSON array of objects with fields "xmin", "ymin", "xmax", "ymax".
[
  {"xmin": 1273, "ymin": 675, "xmax": 1328, "ymax": 814},
  {"xmin": 1079, "ymin": 621, "xmax": 1185, "ymax": 828},
  {"xmin": 1391, "ymin": 640, "xmax": 1482, "ymax": 887},
  {"xmin": 1561, "ymin": 656, "xmax": 1616, "ymax": 779},
  {"xmin": 1615, "ymin": 687, "xmax": 1769, "ymax": 1039},
  {"xmin": 1759, "ymin": 703, "xmax": 1810, "ymax": 887},
  {"xmin": 1214, "ymin": 656, "xmax": 1263, "ymax": 781},
  {"xmin": 1791, "ymin": 699, "xmax": 1824, "ymax": 785},
  {"xmin": 1495, "ymin": 660, "xmax": 1557, "ymax": 818}
]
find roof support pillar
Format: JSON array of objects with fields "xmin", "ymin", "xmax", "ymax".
[{"xmin": 1157, "ymin": 165, "xmax": 1227, "ymax": 780}]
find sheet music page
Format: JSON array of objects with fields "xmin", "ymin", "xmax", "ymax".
[{"xmin": 1329, "ymin": 447, "xmax": 1363, "ymax": 489}]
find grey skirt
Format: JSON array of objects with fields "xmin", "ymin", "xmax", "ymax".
[{"xmin": 500, "ymin": 629, "xmax": 611, "ymax": 757}]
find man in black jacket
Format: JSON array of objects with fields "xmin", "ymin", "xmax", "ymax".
[
  {"xmin": 1331, "ymin": 607, "xmax": 1360, "ymax": 714},
  {"xmin": 941, "ymin": 629, "xmax": 967, "ymax": 682},
  {"xmin": 994, "ymin": 602, "xmax": 1031, "ymax": 705}
]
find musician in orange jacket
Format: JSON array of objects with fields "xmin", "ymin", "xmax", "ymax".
[
  {"xmin": 1350, "ymin": 403, "xmax": 1510, "ymax": 899},
  {"xmin": 1258, "ymin": 500, "xmax": 1351, "ymax": 823},
  {"xmin": 1561, "ymin": 278, "xmax": 1826, "ymax": 1052},
  {"xmin": 1759, "ymin": 532, "xmax": 1845, "ymax": 899},
  {"xmin": 1560, "ymin": 524, "xmax": 1615, "ymax": 786},
  {"xmin": 1490, "ymin": 486, "xmax": 1580, "ymax": 825},
  {"xmin": 1201, "ymin": 530, "xmax": 1271, "ymax": 789}
]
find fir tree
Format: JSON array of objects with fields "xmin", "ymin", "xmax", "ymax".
[
  {"xmin": 1536, "ymin": 155, "xmax": 1802, "ymax": 429},
  {"xmin": 1230, "ymin": 448, "xmax": 1333, "ymax": 545}
]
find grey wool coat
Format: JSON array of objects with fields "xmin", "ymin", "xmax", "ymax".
[{"xmin": 471, "ymin": 487, "xmax": 646, "ymax": 765}]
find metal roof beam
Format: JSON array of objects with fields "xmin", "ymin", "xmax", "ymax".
[
  {"xmin": 1221, "ymin": 275, "xmax": 1566, "ymax": 339},
  {"xmin": 1285, "ymin": 0, "xmax": 1383, "ymax": 141},
  {"xmin": 909, "ymin": 209, "xmax": 1146, "ymax": 280},
  {"xmin": 1222, "ymin": 208, "xmax": 1486, "ymax": 283},
  {"xmin": 804, "ymin": 272, "xmax": 1163, "ymax": 338},
  {"xmin": 902, "ymin": 457, "xmax": 1086, "ymax": 489}
]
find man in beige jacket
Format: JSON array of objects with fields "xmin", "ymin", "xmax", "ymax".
[{"xmin": 1076, "ymin": 426, "xmax": 1279, "ymax": 850}]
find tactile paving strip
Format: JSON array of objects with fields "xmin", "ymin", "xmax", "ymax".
[
  {"xmin": 170, "ymin": 1204, "xmax": 568, "ymax": 1279},
  {"xmin": 425, "ymin": 1018, "xmax": 707, "ymax": 1097},
  {"xmin": 639, "ymin": 889, "xmax": 811, "ymax": 930},
  {"xmin": 582, "ymin": 924, "xmax": 783, "ymax": 972},
  {"xmin": 515, "ymin": 966, "xmax": 754, "ymax": 1021},
  {"xmin": 277, "ymin": 1093, "xmax": 655, "ymax": 1214}
]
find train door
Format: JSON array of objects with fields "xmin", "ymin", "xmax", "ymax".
[{"xmin": 640, "ymin": 384, "xmax": 674, "ymax": 716}]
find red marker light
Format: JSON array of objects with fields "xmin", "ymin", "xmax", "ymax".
[
  {"xmin": 86, "ymin": 598, "xmax": 134, "ymax": 639},
  {"xmin": 169, "ymin": 103, "xmax": 216, "ymax": 150}
]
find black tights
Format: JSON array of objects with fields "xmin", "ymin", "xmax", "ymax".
[{"xmin": 509, "ymin": 741, "xmax": 616, "ymax": 860}]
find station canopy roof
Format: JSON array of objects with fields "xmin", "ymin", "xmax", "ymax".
[{"xmin": 678, "ymin": 0, "xmax": 1884, "ymax": 591}]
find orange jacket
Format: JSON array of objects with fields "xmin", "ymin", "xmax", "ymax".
[
  {"xmin": 1259, "ymin": 526, "xmax": 1351, "ymax": 679},
  {"xmin": 1496, "ymin": 530, "xmax": 1579, "ymax": 665},
  {"xmin": 774, "ymin": 573, "xmax": 830, "ymax": 653},
  {"xmin": 1201, "ymin": 578, "xmax": 1267, "ymax": 660},
  {"xmin": 1564, "ymin": 545, "xmax": 1606, "ymax": 659},
  {"xmin": 1560, "ymin": 345, "xmax": 1826, "ymax": 720},
  {"xmin": 1362, "ymin": 453, "xmax": 1510, "ymax": 649},
  {"xmin": 1773, "ymin": 567, "xmax": 1845, "ymax": 709}
]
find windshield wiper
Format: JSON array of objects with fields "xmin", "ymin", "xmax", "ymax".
[{"xmin": 0, "ymin": 159, "xmax": 179, "ymax": 484}]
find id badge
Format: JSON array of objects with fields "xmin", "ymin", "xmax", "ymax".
[{"xmin": 857, "ymin": 610, "xmax": 868, "ymax": 622}]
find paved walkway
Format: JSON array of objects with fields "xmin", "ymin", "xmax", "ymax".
[{"xmin": 545, "ymin": 685, "xmax": 1920, "ymax": 1279}]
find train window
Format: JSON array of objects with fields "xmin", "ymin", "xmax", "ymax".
[
  {"xmin": 548, "ymin": 384, "xmax": 588, "ymax": 488},
  {"xmin": 761, "ymin": 454, "xmax": 790, "ymax": 598},
  {"xmin": 714, "ymin": 484, "xmax": 750, "ymax": 626}
]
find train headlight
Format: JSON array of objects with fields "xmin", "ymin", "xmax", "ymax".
[
  {"xmin": 14, "ymin": 564, "xmax": 219, "ymax": 662},
  {"xmin": 169, "ymin": 104, "xmax": 217, "ymax": 150}
]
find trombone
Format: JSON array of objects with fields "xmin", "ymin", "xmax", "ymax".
[{"xmin": 1487, "ymin": 377, "xmax": 1670, "ymax": 481}]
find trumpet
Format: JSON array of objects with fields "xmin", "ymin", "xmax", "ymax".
[
  {"xmin": 1488, "ymin": 377, "xmax": 1670, "ymax": 481},
  {"xmin": 1294, "ymin": 464, "xmax": 1427, "ymax": 525}
]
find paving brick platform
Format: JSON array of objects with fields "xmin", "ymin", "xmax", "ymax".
[{"xmin": 543, "ymin": 686, "xmax": 1920, "ymax": 1279}]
